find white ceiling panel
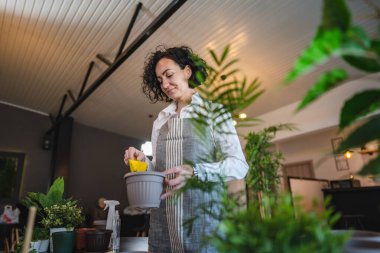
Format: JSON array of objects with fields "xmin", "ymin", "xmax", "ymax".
[{"xmin": 0, "ymin": 0, "xmax": 378, "ymax": 140}]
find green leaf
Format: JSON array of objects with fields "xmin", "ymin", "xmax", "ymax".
[
  {"xmin": 297, "ymin": 69, "xmax": 348, "ymax": 110},
  {"xmin": 285, "ymin": 28, "xmax": 344, "ymax": 83},
  {"xmin": 340, "ymin": 90, "xmax": 380, "ymax": 129},
  {"xmin": 220, "ymin": 45, "xmax": 230, "ymax": 64},
  {"xmin": 358, "ymin": 156, "xmax": 380, "ymax": 176},
  {"xmin": 219, "ymin": 59, "xmax": 239, "ymax": 74},
  {"xmin": 338, "ymin": 115, "xmax": 380, "ymax": 151},
  {"xmin": 209, "ymin": 49, "xmax": 220, "ymax": 66},
  {"xmin": 321, "ymin": 0, "xmax": 351, "ymax": 32},
  {"xmin": 342, "ymin": 55, "xmax": 380, "ymax": 72},
  {"xmin": 343, "ymin": 26, "xmax": 371, "ymax": 51},
  {"xmin": 45, "ymin": 177, "xmax": 64, "ymax": 207},
  {"xmin": 371, "ymin": 40, "xmax": 380, "ymax": 57}
]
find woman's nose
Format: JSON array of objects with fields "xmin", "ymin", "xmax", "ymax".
[{"xmin": 161, "ymin": 79, "xmax": 169, "ymax": 89}]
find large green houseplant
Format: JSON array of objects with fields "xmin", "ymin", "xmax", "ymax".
[
  {"xmin": 285, "ymin": 0, "xmax": 380, "ymax": 175},
  {"xmin": 245, "ymin": 124, "xmax": 294, "ymax": 218}
]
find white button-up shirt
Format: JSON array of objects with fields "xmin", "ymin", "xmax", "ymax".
[{"xmin": 147, "ymin": 93, "xmax": 248, "ymax": 181}]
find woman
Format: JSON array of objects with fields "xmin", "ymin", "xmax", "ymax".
[{"xmin": 124, "ymin": 46, "xmax": 248, "ymax": 252}]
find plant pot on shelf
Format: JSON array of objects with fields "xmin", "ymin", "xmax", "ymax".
[
  {"xmin": 75, "ymin": 228, "xmax": 96, "ymax": 252},
  {"xmin": 49, "ymin": 227, "xmax": 72, "ymax": 253},
  {"xmin": 85, "ymin": 229, "xmax": 112, "ymax": 252},
  {"xmin": 124, "ymin": 171, "xmax": 165, "ymax": 208},
  {"xmin": 51, "ymin": 231, "xmax": 75, "ymax": 253},
  {"xmin": 30, "ymin": 241, "xmax": 41, "ymax": 252},
  {"xmin": 39, "ymin": 239, "xmax": 49, "ymax": 252}
]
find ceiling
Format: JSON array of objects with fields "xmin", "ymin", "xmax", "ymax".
[{"xmin": 0, "ymin": 0, "xmax": 378, "ymax": 141}]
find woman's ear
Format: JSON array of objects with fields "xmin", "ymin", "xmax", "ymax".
[{"xmin": 184, "ymin": 65, "xmax": 192, "ymax": 79}]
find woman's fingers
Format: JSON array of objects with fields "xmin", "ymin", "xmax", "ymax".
[
  {"xmin": 161, "ymin": 165, "xmax": 194, "ymax": 199},
  {"xmin": 124, "ymin": 147, "xmax": 146, "ymax": 166}
]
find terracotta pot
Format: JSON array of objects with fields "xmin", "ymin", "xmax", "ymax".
[{"xmin": 75, "ymin": 228, "xmax": 95, "ymax": 252}]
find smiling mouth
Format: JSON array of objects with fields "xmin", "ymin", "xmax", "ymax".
[{"xmin": 166, "ymin": 89, "xmax": 175, "ymax": 94}]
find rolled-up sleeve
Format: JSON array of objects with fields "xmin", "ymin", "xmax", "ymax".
[{"xmin": 194, "ymin": 115, "xmax": 248, "ymax": 181}]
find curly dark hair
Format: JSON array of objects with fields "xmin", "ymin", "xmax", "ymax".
[{"xmin": 142, "ymin": 45, "xmax": 208, "ymax": 103}]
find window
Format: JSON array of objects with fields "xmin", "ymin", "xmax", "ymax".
[{"xmin": 0, "ymin": 151, "xmax": 25, "ymax": 204}]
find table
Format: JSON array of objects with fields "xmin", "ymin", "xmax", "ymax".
[{"xmin": 116, "ymin": 237, "xmax": 148, "ymax": 253}]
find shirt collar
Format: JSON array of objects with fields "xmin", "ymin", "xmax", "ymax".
[{"xmin": 161, "ymin": 92, "xmax": 203, "ymax": 115}]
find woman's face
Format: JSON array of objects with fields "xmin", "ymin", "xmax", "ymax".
[{"xmin": 155, "ymin": 58, "xmax": 192, "ymax": 102}]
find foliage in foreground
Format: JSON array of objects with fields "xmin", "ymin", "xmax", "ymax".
[
  {"xmin": 211, "ymin": 194, "xmax": 350, "ymax": 253},
  {"xmin": 285, "ymin": 0, "xmax": 380, "ymax": 175},
  {"xmin": 180, "ymin": 175, "xmax": 350, "ymax": 253}
]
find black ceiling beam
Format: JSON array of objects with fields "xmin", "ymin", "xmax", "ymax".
[
  {"xmin": 115, "ymin": 2, "xmax": 143, "ymax": 61},
  {"xmin": 46, "ymin": 0, "xmax": 186, "ymax": 135}
]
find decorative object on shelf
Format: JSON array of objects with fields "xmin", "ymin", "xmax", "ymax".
[
  {"xmin": 331, "ymin": 137, "xmax": 350, "ymax": 171},
  {"xmin": 0, "ymin": 204, "xmax": 20, "ymax": 224}
]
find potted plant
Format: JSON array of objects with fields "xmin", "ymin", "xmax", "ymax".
[
  {"xmin": 22, "ymin": 177, "xmax": 85, "ymax": 252},
  {"xmin": 41, "ymin": 199, "xmax": 84, "ymax": 229},
  {"xmin": 41, "ymin": 199, "xmax": 84, "ymax": 253},
  {"xmin": 245, "ymin": 124, "xmax": 294, "ymax": 218}
]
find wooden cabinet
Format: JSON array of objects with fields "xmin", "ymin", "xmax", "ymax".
[{"xmin": 323, "ymin": 186, "xmax": 380, "ymax": 231}]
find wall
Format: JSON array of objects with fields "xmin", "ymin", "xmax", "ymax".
[
  {"xmin": 0, "ymin": 103, "xmax": 52, "ymax": 198},
  {"xmin": 0, "ymin": 103, "xmax": 143, "ymax": 215},
  {"xmin": 276, "ymin": 125, "xmax": 379, "ymax": 187},
  {"xmin": 69, "ymin": 123, "xmax": 142, "ymax": 213}
]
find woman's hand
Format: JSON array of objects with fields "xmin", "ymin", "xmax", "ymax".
[
  {"xmin": 124, "ymin": 147, "xmax": 146, "ymax": 167},
  {"xmin": 161, "ymin": 165, "xmax": 193, "ymax": 199}
]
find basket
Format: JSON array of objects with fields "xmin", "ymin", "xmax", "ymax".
[{"xmin": 124, "ymin": 171, "xmax": 165, "ymax": 208}]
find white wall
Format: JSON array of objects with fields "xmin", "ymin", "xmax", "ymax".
[{"xmin": 275, "ymin": 125, "xmax": 379, "ymax": 187}]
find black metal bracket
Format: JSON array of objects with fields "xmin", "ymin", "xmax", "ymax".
[
  {"xmin": 67, "ymin": 90, "xmax": 76, "ymax": 103},
  {"xmin": 78, "ymin": 61, "xmax": 95, "ymax": 99},
  {"xmin": 96, "ymin": 54, "xmax": 112, "ymax": 67},
  {"xmin": 115, "ymin": 2, "xmax": 143, "ymax": 61}
]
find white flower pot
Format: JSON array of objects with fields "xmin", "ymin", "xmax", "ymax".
[
  {"xmin": 39, "ymin": 239, "xmax": 49, "ymax": 252},
  {"xmin": 30, "ymin": 241, "xmax": 41, "ymax": 252}
]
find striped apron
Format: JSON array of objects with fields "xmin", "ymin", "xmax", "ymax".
[{"xmin": 148, "ymin": 117, "xmax": 220, "ymax": 253}]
